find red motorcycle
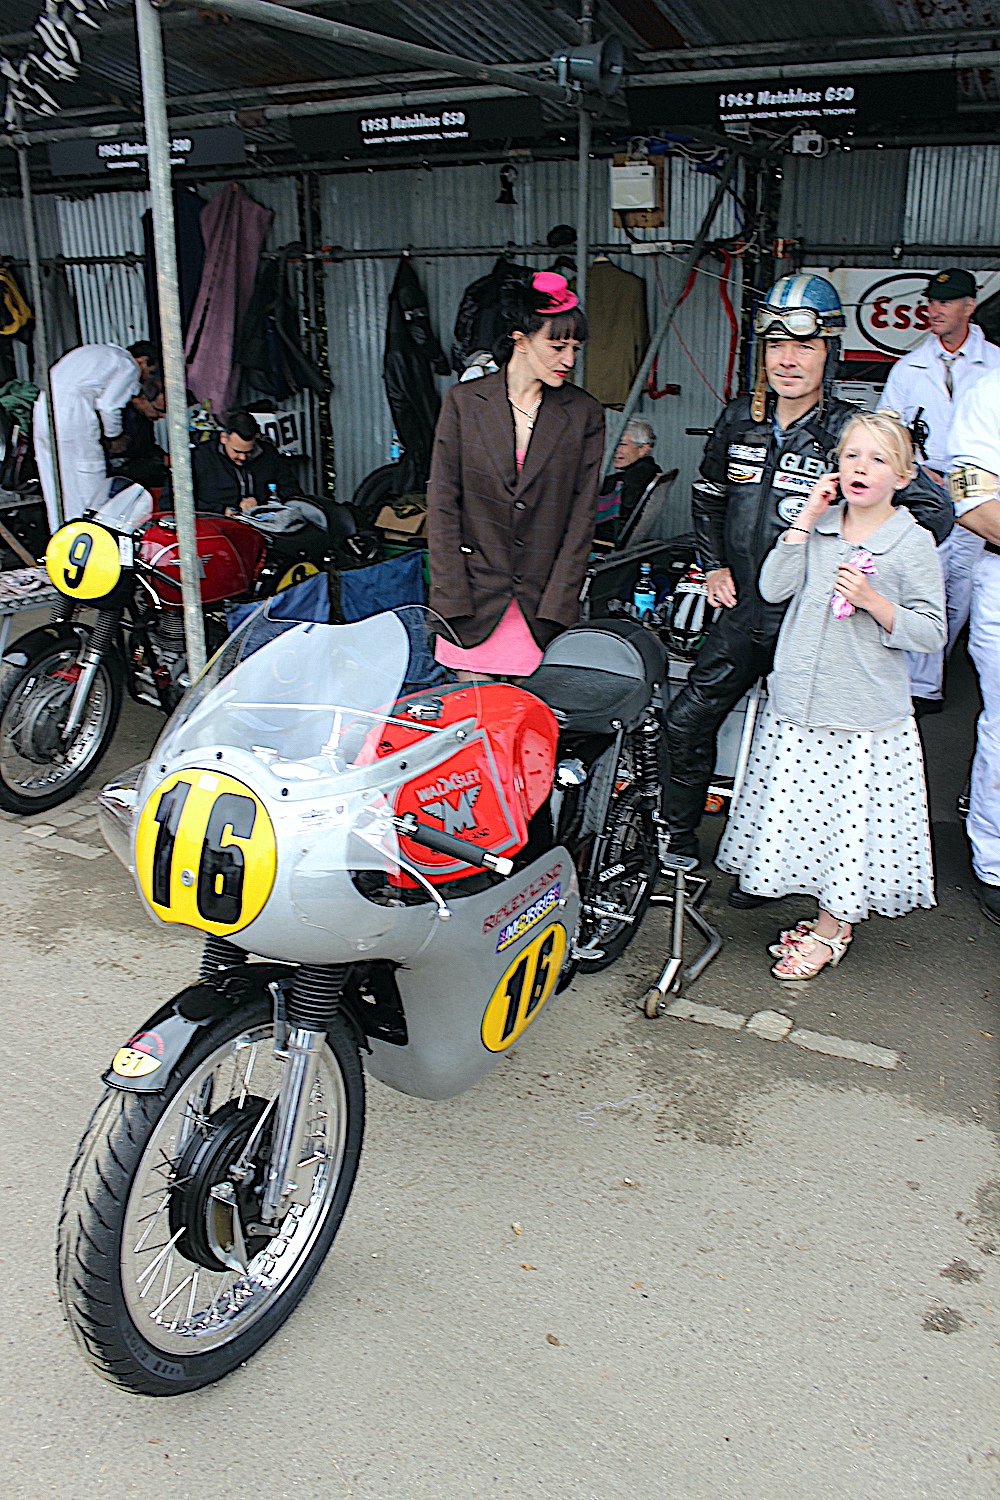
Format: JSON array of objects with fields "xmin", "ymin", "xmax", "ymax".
[{"xmin": 0, "ymin": 481, "xmax": 366, "ymax": 814}]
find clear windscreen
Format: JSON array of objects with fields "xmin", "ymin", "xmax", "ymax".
[{"xmin": 150, "ymin": 606, "xmax": 420, "ymax": 770}]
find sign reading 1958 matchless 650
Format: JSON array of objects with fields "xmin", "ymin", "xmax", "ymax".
[{"xmin": 291, "ymin": 96, "xmax": 543, "ymax": 158}]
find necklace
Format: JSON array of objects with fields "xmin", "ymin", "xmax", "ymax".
[{"xmin": 508, "ymin": 393, "xmax": 542, "ymax": 430}]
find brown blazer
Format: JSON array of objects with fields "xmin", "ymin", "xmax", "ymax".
[{"xmin": 426, "ymin": 370, "xmax": 605, "ymax": 647}]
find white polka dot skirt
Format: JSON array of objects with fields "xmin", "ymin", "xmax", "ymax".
[{"xmin": 716, "ymin": 705, "xmax": 935, "ymax": 924}]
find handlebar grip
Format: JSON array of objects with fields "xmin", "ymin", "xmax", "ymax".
[{"xmin": 394, "ymin": 815, "xmax": 513, "ymax": 876}]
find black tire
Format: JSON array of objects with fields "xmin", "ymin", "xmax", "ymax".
[
  {"xmin": 579, "ymin": 787, "xmax": 659, "ymax": 974},
  {"xmin": 0, "ymin": 638, "xmax": 122, "ymax": 814},
  {"xmin": 57, "ymin": 997, "xmax": 365, "ymax": 1396}
]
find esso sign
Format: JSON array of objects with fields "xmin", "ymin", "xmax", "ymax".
[{"xmin": 856, "ymin": 274, "xmax": 933, "ymax": 356}]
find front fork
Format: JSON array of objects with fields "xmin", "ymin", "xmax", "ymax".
[
  {"xmin": 201, "ymin": 939, "xmax": 348, "ymax": 1228},
  {"xmin": 62, "ymin": 609, "xmax": 118, "ymax": 741}
]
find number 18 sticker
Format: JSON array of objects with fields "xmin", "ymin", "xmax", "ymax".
[{"xmin": 481, "ymin": 923, "xmax": 566, "ymax": 1052}]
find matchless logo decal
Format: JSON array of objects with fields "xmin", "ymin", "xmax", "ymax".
[
  {"xmin": 496, "ymin": 883, "xmax": 561, "ymax": 953},
  {"xmin": 422, "ymin": 784, "xmax": 481, "ymax": 836}
]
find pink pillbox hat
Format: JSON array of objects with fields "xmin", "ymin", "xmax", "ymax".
[{"xmin": 531, "ymin": 270, "xmax": 579, "ymax": 314}]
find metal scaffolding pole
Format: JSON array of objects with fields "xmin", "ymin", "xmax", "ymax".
[
  {"xmin": 134, "ymin": 0, "xmax": 206, "ymax": 678},
  {"xmin": 605, "ymin": 151, "xmax": 740, "ymax": 463},
  {"xmin": 15, "ymin": 130, "xmax": 63, "ymax": 530},
  {"xmin": 575, "ymin": 0, "xmax": 594, "ymax": 357}
]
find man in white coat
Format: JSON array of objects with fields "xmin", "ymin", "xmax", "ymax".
[
  {"xmin": 948, "ymin": 367, "xmax": 1000, "ymax": 924},
  {"xmin": 879, "ymin": 268, "xmax": 1000, "ymax": 710},
  {"xmin": 33, "ymin": 342, "xmax": 158, "ymax": 532}
]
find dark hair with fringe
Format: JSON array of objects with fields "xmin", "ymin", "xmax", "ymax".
[
  {"xmin": 222, "ymin": 409, "xmax": 261, "ymax": 441},
  {"xmin": 493, "ymin": 279, "xmax": 588, "ymax": 366}
]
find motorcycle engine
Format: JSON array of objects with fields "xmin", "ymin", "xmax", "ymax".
[{"xmin": 133, "ymin": 613, "xmax": 189, "ymax": 706}]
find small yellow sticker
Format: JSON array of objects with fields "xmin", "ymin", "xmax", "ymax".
[
  {"xmin": 112, "ymin": 1046, "xmax": 162, "ymax": 1078},
  {"xmin": 45, "ymin": 521, "xmax": 123, "ymax": 600},
  {"xmin": 276, "ymin": 560, "xmax": 320, "ymax": 593},
  {"xmin": 481, "ymin": 922, "xmax": 566, "ymax": 1053},
  {"xmin": 134, "ymin": 770, "xmax": 277, "ymax": 936}
]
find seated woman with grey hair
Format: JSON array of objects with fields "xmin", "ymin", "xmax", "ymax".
[{"xmin": 595, "ymin": 416, "xmax": 659, "ymax": 544}]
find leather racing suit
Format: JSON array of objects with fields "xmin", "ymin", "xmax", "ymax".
[{"xmin": 665, "ymin": 390, "xmax": 954, "ymax": 843}]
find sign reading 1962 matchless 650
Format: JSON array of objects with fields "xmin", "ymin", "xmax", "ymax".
[{"xmin": 628, "ymin": 70, "xmax": 955, "ymax": 136}]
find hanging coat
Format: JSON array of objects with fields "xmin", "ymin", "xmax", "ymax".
[
  {"xmin": 583, "ymin": 259, "xmax": 650, "ymax": 408},
  {"xmin": 143, "ymin": 186, "xmax": 206, "ymax": 349},
  {"xmin": 33, "ymin": 343, "xmax": 139, "ymax": 530},
  {"xmin": 451, "ymin": 256, "xmax": 532, "ymax": 373},
  {"xmin": 383, "ymin": 257, "xmax": 449, "ymax": 494},
  {"xmin": 185, "ymin": 184, "xmax": 273, "ymax": 417},
  {"xmin": 234, "ymin": 243, "xmax": 331, "ymax": 402}
]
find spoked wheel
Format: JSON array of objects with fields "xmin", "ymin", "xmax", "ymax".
[
  {"xmin": 58, "ymin": 997, "xmax": 364, "ymax": 1396},
  {"xmin": 0, "ymin": 642, "xmax": 122, "ymax": 813},
  {"xmin": 579, "ymin": 787, "xmax": 659, "ymax": 974}
]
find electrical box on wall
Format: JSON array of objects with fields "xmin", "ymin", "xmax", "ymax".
[{"xmin": 610, "ymin": 156, "xmax": 664, "ymax": 229}]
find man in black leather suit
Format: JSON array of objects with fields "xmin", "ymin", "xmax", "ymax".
[{"xmin": 665, "ymin": 274, "xmax": 953, "ymax": 902}]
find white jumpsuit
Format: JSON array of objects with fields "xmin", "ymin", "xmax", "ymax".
[
  {"xmin": 33, "ymin": 344, "xmax": 140, "ymax": 532},
  {"xmin": 947, "ymin": 366, "xmax": 1000, "ymax": 889},
  {"xmin": 879, "ymin": 325, "xmax": 1000, "ymax": 700}
]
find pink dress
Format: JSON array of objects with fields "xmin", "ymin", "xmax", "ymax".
[{"xmin": 434, "ymin": 448, "xmax": 544, "ymax": 678}]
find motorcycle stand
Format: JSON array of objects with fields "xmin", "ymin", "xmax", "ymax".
[{"xmin": 639, "ymin": 854, "xmax": 722, "ymax": 1019}]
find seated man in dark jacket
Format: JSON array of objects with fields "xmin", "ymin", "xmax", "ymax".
[{"xmin": 176, "ymin": 410, "xmax": 300, "ymax": 515}]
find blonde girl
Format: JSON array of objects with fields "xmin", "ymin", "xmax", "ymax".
[{"xmin": 717, "ymin": 410, "xmax": 947, "ymax": 981}]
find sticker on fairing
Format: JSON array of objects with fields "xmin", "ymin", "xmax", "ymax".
[
  {"xmin": 111, "ymin": 1046, "xmax": 163, "ymax": 1079},
  {"xmin": 496, "ymin": 882, "xmax": 560, "ymax": 953},
  {"xmin": 727, "ymin": 463, "xmax": 763, "ymax": 484}
]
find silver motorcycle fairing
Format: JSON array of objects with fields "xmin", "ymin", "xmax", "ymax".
[{"xmin": 366, "ymin": 847, "xmax": 580, "ymax": 1100}]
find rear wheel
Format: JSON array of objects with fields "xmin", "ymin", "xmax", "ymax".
[
  {"xmin": 579, "ymin": 787, "xmax": 659, "ymax": 974},
  {"xmin": 57, "ymin": 996, "xmax": 365, "ymax": 1396},
  {"xmin": 0, "ymin": 638, "xmax": 122, "ymax": 813}
]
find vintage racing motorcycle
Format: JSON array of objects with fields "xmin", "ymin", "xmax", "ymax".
[
  {"xmin": 57, "ymin": 601, "xmax": 684, "ymax": 1395},
  {"xmin": 0, "ymin": 481, "xmax": 367, "ymax": 815}
]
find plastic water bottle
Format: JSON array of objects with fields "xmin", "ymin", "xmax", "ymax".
[
  {"xmin": 633, "ymin": 561, "xmax": 656, "ymax": 621},
  {"xmin": 267, "ymin": 482, "xmax": 279, "ymax": 504},
  {"xmin": 389, "ymin": 429, "xmax": 403, "ymax": 462}
]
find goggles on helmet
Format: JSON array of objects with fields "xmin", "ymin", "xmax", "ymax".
[{"xmin": 754, "ymin": 303, "xmax": 828, "ymax": 340}]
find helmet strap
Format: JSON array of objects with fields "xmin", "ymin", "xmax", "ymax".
[{"xmin": 750, "ymin": 360, "xmax": 768, "ymax": 424}]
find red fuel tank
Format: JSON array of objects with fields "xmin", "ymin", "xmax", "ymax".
[
  {"xmin": 361, "ymin": 682, "xmax": 559, "ymax": 887},
  {"xmin": 140, "ymin": 513, "xmax": 267, "ymax": 608}
]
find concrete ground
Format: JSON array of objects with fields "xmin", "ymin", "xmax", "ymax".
[{"xmin": 0, "ymin": 637, "xmax": 997, "ymax": 1499}]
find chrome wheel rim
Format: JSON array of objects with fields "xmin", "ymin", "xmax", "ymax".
[
  {"xmin": 0, "ymin": 654, "xmax": 113, "ymax": 798},
  {"xmin": 120, "ymin": 1023, "xmax": 348, "ymax": 1355}
]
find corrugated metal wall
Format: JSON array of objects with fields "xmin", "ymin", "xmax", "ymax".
[
  {"xmin": 904, "ymin": 146, "xmax": 1000, "ymax": 245},
  {"xmin": 777, "ymin": 150, "xmax": 909, "ymax": 248},
  {"xmin": 321, "ymin": 155, "xmax": 742, "ymax": 530}
]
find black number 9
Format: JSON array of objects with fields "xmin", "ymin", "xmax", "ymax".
[
  {"xmin": 197, "ymin": 793, "xmax": 256, "ymax": 925},
  {"xmin": 63, "ymin": 531, "xmax": 93, "ymax": 590}
]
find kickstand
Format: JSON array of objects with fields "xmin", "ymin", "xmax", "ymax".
[{"xmin": 639, "ymin": 854, "xmax": 722, "ymax": 1018}]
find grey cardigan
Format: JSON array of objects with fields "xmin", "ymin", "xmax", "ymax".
[{"xmin": 759, "ymin": 504, "xmax": 946, "ymax": 731}]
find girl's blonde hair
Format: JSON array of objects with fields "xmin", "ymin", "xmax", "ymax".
[{"xmin": 835, "ymin": 409, "xmax": 916, "ymax": 481}]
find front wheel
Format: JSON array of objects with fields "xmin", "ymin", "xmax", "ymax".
[
  {"xmin": 57, "ymin": 997, "xmax": 365, "ymax": 1396},
  {"xmin": 0, "ymin": 634, "xmax": 122, "ymax": 813}
]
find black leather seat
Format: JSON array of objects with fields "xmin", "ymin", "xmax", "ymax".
[{"xmin": 523, "ymin": 625, "xmax": 659, "ymax": 734}]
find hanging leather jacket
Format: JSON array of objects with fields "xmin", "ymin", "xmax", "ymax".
[
  {"xmin": 383, "ymin": 257, "xmax": 449, "ymax": 494},
  {"xmin": 451, "ymin": 255, "xmax": 532, "ymax": 373},
  {"xmin": 235, "ymin": 243, "xmax": 331, "ymax": 402},
  {"xmin": 693, "ymin": 390, "xmax": 954, "ymax": 639}
]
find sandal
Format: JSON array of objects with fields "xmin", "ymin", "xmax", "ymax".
[
  {"xmin": 771, "ymin": 922, "xmax": 852, "ymax": 981},
  {"xmin": 768, "ymin": 919, "xmax": 817, "ymax": 957}
]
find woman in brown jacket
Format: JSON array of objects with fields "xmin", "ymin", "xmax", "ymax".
[{"xmin": 427, "ymin": 272, "xmax": 605, "ymax": 678}]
